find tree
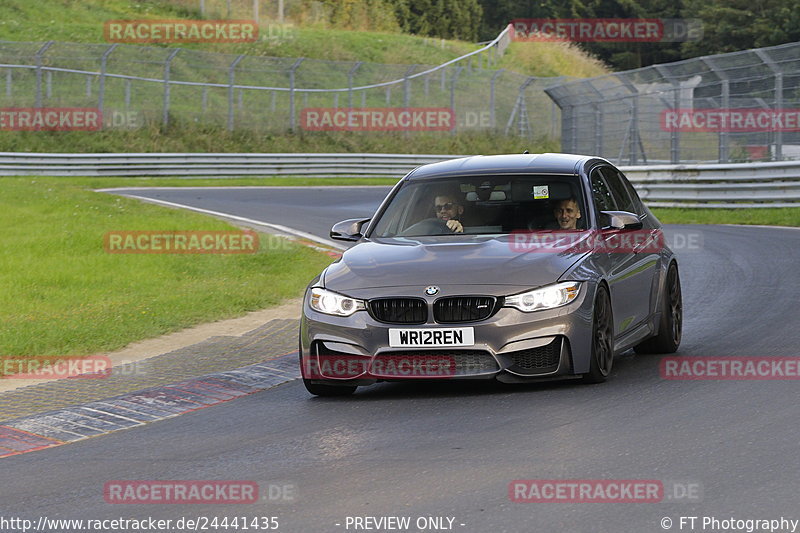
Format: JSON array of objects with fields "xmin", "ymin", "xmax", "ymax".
[{"xmin": 390, "ymin": 0, "xmax": 483, "ymax": 41}]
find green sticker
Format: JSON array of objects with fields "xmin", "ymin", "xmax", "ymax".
[{"xmin": 533, "ymin": 185, "xmax": 549, "ymax": 199}]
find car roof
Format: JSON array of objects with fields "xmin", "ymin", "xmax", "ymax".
[{"xmin": 406, "ymin": 153, "xmax": 610, "ymax": 180}]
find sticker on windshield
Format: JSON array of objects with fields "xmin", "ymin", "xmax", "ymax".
[{"xmin": 533, "ymin": 185, "xmax": 549, "ymax": 199}]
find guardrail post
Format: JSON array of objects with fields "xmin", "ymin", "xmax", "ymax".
[
  {"xmin": 288, "ymin": 58, "xmax": 304, "ymax": 132},
  {"xmin": 34, "ymin": 41, "xmax": 54, "ymax": 108},
  {"xmin": 162, "ymin": 48, "xmax": 180, "ymax": 128},
  {"xmin": 98, "ymin": 43, "xmax": 118, "ymax": 117},
  {"xmin": 228, "ymin": 54, "xmax": 245, "ymax": 131},
  {"xmin": 490, "ymin": 69, "xmax": 504, "ymax": 130},
  {"xmin": 348, "ymin": 62, "xmax": 362, "ymax": 109}
]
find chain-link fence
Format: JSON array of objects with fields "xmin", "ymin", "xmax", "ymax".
[
  {"xmin": 0, "ymin": 26, "xmax": 569, "ymax": 140},
  {"xmin": 545, "ymin": 41, "xmax": 800, "ymax": 164}
]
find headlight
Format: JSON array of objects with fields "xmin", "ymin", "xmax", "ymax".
[
  {"xmin": 504, "ymin": 282, "xmax": 581, "ymax": 312},
  {"xmin": 308, "ymin": 287, "xmax": 366, "ymax": 317}
]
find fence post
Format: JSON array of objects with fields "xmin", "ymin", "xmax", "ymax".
[
  {"xmin": 719, "ymin": 79, "xmax": 730, "ymax": 162},
  {"xmin": 490, "ymin": 69, "xmax": 505, "ymax": 130},
  {"xmin": 6, "ymin": 70, "xmax": 11, "ymax": 97},
  {"xmin": 755, "ymin": 49, "xmax": 784, "ymax": 161},
  {"xmin": 450, "ymin": 66, "xmax": 463, "ymax": 135},
  {"xmin": 98, "ymin": 43, "xmax": 118, "ymax": 117},
  {"xmin": 774, "ymin": 72, "xmax": 784, "ymax": 161},
  {"xmin": 228, "ymin": 54, "xmax": 245, "ymax": 131},
  {"xmin": 348, "ymin": 62, "xmax": 362, "ymax": 108},
  {"xmin": 288, "ymin": 58, "xmax": 304, "ymax": 132},
  {"xmin": 403, "ymin": 64, "xmax": 416, "ymax": 108},
  {"xmin": 162, "ymin": 48, "xmax": 181, "ymax": 127},
  {"xmin": 34, "ymin": 41, "xmax": 54, "ymax": 108}
]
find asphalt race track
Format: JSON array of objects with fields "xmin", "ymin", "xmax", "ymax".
[{"xmin": 2, "ymin": 186, "xmax": 800, "ymax": 533}]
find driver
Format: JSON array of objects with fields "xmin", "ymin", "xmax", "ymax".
[{"xmin": 434, "ymin": 193, "xmax": 464, "ymax": 233}]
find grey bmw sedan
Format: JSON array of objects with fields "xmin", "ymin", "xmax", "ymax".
[{"xmin": 300, "ymin": 153, "xmax": 682, "ymax": 396}]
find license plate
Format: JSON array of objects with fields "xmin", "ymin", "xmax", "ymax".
[{"xmin": 388, "ymin": 327, "xmax": 474, "ymax": 348}]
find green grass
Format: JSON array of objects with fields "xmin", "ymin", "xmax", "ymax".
[
  {"xmin": 0, "ymin": 0, "xmax": 606, "ymax": 76},
  {"xmin": 651, "ymin": 207, "xmax": 800, "ymax": 227},
  {"xmin": 0, "ymin": 177, "xmax": 335, "ymax": 356},
  {"xmin": 0, "ymin": 124, "xmax": 557, "ymax": 155}
]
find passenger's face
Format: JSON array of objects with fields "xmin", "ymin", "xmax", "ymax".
[
  {"xmin": 434, "ymin": 195, "xmax": 463, "ymax": 221},
  {"xmin": 554, "ymin": 200, "xmax": 581, "ymax": 229}
]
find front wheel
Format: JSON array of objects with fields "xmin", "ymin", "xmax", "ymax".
[
  {"xmin": 633, "ymin": 262, "xmax": 682, "ymax": 354},
  {"xmin": 583, "ymin": 284, "xmax": 614, "ymax": 384}
]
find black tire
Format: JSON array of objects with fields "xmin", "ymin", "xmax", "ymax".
[
  {"xmin": 299, "ymin": 344, "xmax": 357, "ymax": 396},
  {"xmin": 633, "ymin": 262, "xmax": 682, "ymax": 354},
  {"xmin": 583, "ymin": 284, "xmax": 614, "ymax": 384},
  {"xmin": 303, "ymin": 380, "xmax": 357, "ymax": 397}
]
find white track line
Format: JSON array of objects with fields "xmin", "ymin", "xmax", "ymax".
[{"xmin": 111, "ymin": 193, "xmax": 347, "ymax": 250}]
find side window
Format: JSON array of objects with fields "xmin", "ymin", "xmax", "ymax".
[
  {"xmin": 600, "ymin": 167, "xmax": 637, "ymax": 214},
  {"xmin": 618, "ymin": 170, "xmax": 646, "ymax": 216},
  {"xmin": 590, "ymin": 168, "xmax": 617, "ymax": 213}
]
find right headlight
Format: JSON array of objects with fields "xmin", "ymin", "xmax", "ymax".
[
  {"xmin": 504, "ymin": 281, "xmax": 582, "ymax": 312},
  {"xmin": 308, "ymin": 287, "xmax": 366, "ymax": 317}
]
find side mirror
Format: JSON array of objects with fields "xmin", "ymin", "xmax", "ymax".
[
  {"xmin": 599, "ymin": 211, "xmax": 643, "ymax": 230},
  {"xmin": 330, "ymin": 218, "xmax": 371, "ymax": 242}
]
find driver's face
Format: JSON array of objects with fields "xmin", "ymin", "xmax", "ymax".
[
  {"xmin": 434, "ymin": 195, "xmax": 463, "ymax": 221},
  {"xmin": 554, "ymin": 199, "xmax": 581, "ymax": 229}
]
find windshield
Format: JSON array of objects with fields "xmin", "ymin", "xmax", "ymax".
[{"xmin": 369, "ymin": 175, "xmax": 588, "ymax": 237}]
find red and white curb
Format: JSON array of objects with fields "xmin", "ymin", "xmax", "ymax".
[{"xmin": 0, "ymin": 354, "xmax": 299, "ymax": 458}]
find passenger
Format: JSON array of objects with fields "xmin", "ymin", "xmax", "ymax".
[{"xmin": 546, "ymin": 196, "xmax": 582, "ymax": 230}]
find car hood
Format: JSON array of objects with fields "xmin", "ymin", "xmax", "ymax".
[{"xmin": 323, "ymin": 235, "xmax": 588, "ymax": 296}]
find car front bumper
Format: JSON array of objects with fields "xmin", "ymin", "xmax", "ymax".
[{"xmin": 300, "ymin": 282, "xmax": 599, "ymax": 386}]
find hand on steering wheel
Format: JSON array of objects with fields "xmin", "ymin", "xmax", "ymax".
[{"xmin": 445, "ymin": 219, "xmax": 463, "ymax": 233}]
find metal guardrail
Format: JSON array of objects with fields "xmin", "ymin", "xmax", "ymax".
[
  {"xmin": 1, "ymin": 152, "xmax": 798, "ymax": 208},
  {"xmin": 620, "ymin": 161, "xmax": 800, "ymax": 208}
]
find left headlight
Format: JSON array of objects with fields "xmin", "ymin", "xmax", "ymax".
[
  {"xmin": 308, "ymin": 287, "xmax": 366, "ymax": 317},
  {"xmin": 504, "ymin": 281, "xmax": 582, "ymax": 312}
]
